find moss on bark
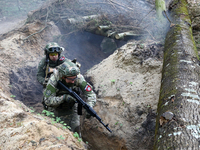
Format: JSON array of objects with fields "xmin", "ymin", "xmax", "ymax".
[{"xmin": 154, "ymin": 0, "xmax": 200, "ymax": 149}]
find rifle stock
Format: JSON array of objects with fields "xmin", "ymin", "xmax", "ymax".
[{"xmin": 58, "ymin": 80, "xmax": 112, "ymax": 133}]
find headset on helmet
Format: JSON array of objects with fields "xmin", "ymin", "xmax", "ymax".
[{"xmin": 44, "ymin": 42, "xmax": 64, "ymax": 55}]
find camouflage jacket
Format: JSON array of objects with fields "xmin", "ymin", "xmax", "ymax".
[
  {"xmin": 37, "ymin": 54, "xmax": 71, "ymax": 85},
  {"xmin": 43, "ymin": 70, "xmax": 96, "ymax": 109}
]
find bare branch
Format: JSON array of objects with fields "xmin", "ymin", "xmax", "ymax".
[{"xmin": 23, "ymin": 8, "xmax": 49, "ymax": 41}]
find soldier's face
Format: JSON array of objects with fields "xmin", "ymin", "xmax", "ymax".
[
  {"xmin": 62, "ymin": 76, "xmax": 77, "ymax": 84},
  {"xmin": 49, "ymin": 53, "xmax": 58, "ymax": 62}
]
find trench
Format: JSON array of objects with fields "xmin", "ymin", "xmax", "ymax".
[
  {"xmin": 9, "ymin": 31, "xmax": 126, "ymax": 112},
  {"xmin": 1, "ymin": 0, "xmax": 191, "ymax": 149},
  {"xmin": 8, "ymin": 32, "xmax": 128, "ymax": 150},
  {"xmin": 7, "ymin": 27, "xmax": 167, "ymax": 149}
]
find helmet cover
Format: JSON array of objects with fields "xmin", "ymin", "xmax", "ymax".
[
  {"xmin": 57, "ymin": 61, "xmax": 80, "ymax": 78},
  {"xmin": 44, "ymin": 42, "xmax": 64, "ymax": 54}
]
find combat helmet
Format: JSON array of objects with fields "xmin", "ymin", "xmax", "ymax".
[
  {"xmin": 44, "ymin": 42, "xmax": 64, "ymax": 55},
  {"xmin": 57, "ymin": 61, "xmax": 80, "ymax": 78}
]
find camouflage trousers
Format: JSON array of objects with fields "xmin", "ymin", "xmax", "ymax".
[
  {"xmin": 53, "ymin": 103, "xmax": 80, "ymax": 133},
  {"xmin": 42, "ymin": 89, "xmax": 80, "ymax": 133}
]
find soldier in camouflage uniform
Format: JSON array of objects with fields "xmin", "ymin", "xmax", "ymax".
[
  {"xmin": 37, "ymin": 42, "xmax": 71, "ymax": 86},
  {"xmin": 43, "ymin": 61, "xmax": 96, "ymax": 133}
]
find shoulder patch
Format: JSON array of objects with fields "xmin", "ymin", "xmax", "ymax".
[
  {"xmin": 59, "ymin": 56, "xmax": 65, "ymax": 61},
  {"xmin": 85, "ymin": 84, "xmax": 92, "ymax": 92},
  {"xmin": 45, "ymin": 90, "xmax": 52, "ymax": 96},
  {"xmin": 44, "ymin": 83, "xmax": 57, "ymax": 98}
]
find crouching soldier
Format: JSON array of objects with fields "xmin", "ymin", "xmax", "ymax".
[{"xmin": 43, "ymin": 61, "xmax": 96, "ymax": 133}]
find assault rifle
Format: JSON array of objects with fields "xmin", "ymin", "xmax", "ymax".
[{"xmin": 58, "ymin": 80, "xmax": 112, "ymax": 133}]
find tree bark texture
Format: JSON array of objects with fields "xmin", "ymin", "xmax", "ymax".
[{"xmin": 154, "ymin": 0, "xmax": 200, "ymax": 149}]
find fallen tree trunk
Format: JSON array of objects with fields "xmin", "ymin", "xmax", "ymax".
[
  {"xmin": 97, "ymin": 25, "xmax": 111, "ymax": 31},
  {"xmin": 154, "ymin": 0, "xmax": 200, "ymax": 149},
  {"xmin": 115, "ymin": 31, "xmax": 144, "ymax": 39},
  {"xmin": 66, "ymin": 15, "xmax": 101, "ymax": 25}
]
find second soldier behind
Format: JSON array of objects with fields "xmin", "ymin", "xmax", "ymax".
[{"xmin": 37, "ymin": 42, "xmax": 72, "ymax": 87}]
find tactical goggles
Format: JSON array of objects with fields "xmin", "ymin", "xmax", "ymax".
[
  {"xmin": 63, "ymin": 76, "xmax": 77, "ymax": 81},
  {"xmin": 49, "ymin": 52, "xmax": 58, "ymax": 56},
  {"xmin": 48, "ymin": 47, "xmax": 61, "ymax": 52}
]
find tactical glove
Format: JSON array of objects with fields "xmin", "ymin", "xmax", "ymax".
[
  {"xmin": 64, "ymin": 94, "xmax": 77, "ymax": 103},
  {"xmin": 85, "ymin": 111, "xmax": 92, "ymax": 119}
]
